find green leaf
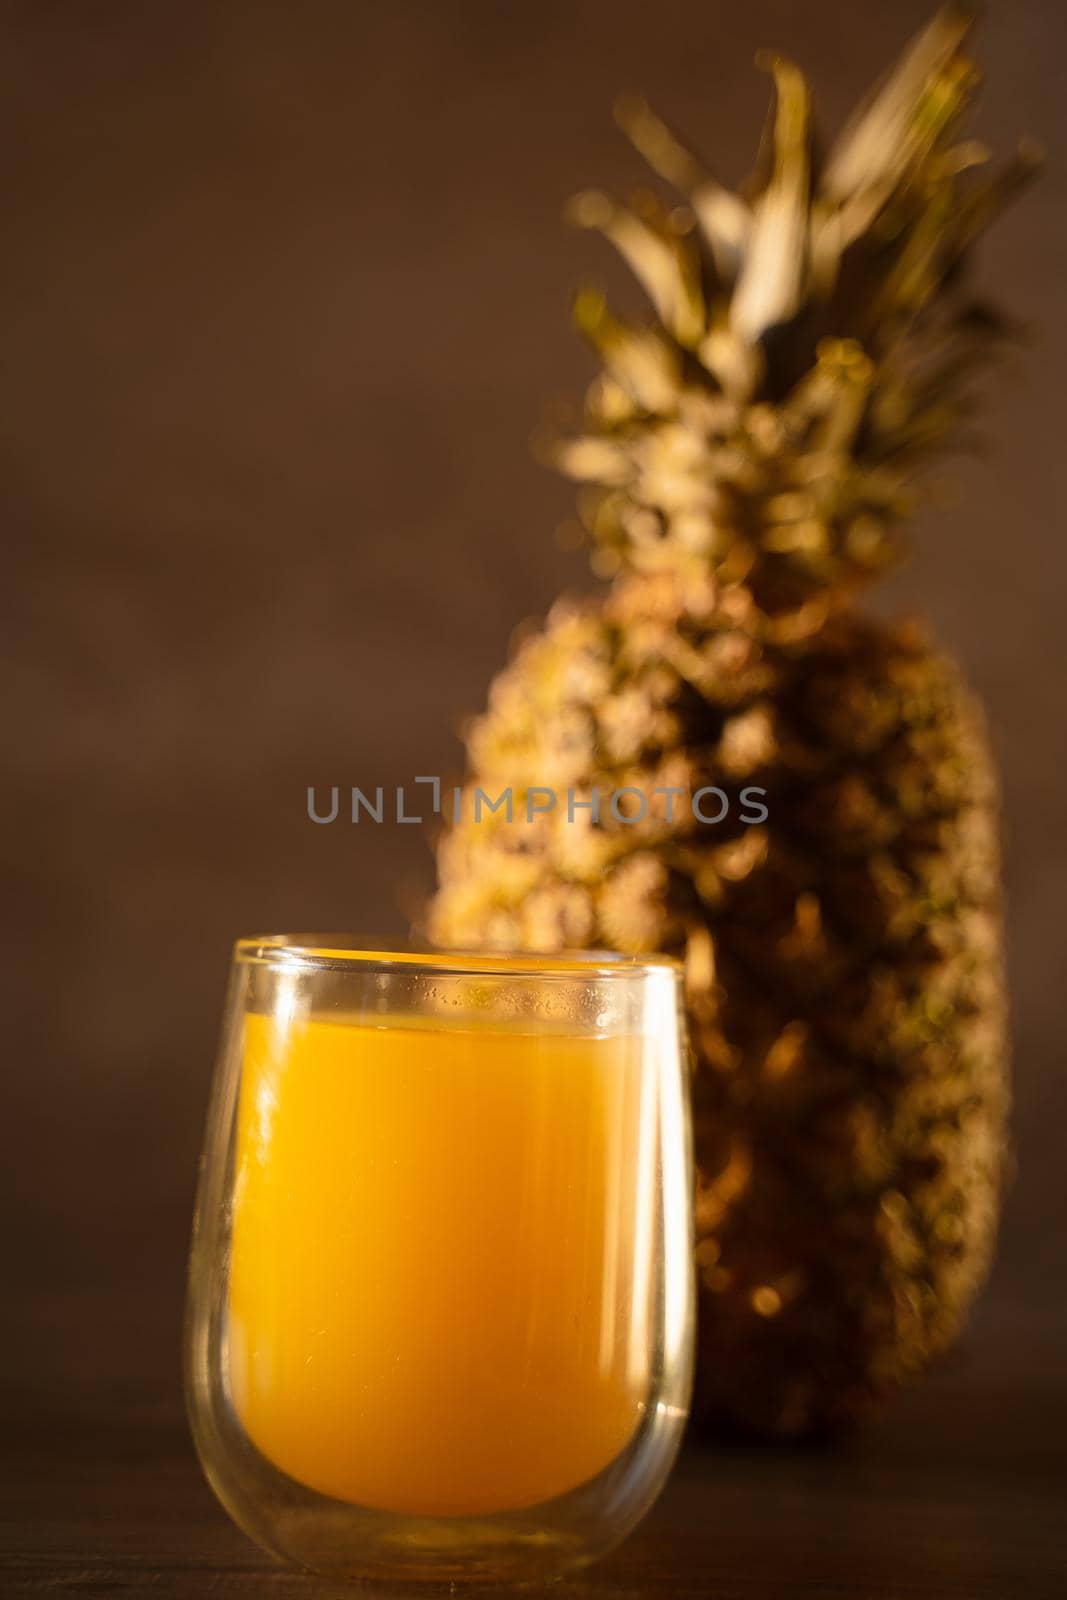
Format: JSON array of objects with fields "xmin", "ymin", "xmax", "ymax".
[
  {"xmin": 821, "ymin": 5, "xmax": 975, "ymax": 203},
  {"xmin": 569, "ymin": 190, "xmax": 706, "ymax": 346},
  {"xmin": 615, "ymin": 96, "xmax": 751, "ymax": 280},
  {"xmin": 730, "ymin": 55, "xmax": 811, "ymax": 345}
]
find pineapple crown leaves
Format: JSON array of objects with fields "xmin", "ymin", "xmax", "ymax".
[{"xmin": 552, "ymin": 5, "xmax": 1042, "ymax": 613}]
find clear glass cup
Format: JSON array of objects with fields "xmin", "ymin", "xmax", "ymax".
[{"xmin": 185, "ymin": 939, "xmax": 694, "ymax": 1587}]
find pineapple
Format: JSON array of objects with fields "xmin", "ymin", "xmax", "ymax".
[{"xmin": 430, "ymin": 6, "xmax": 1039, "ymax": 1435}]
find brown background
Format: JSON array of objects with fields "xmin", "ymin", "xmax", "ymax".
[{"xmin": 1, "ymin": 0, "xmax": 1064, "ymax": 1517}]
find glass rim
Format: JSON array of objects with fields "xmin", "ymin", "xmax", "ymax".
[{"xmin": 233, "ymin": 935, "xmax": 681, "ymax": 982}]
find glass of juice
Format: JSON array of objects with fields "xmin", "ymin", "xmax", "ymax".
[{"xmin": 185, "ymin": 938, "xmax": 694, "ymax": 1586}]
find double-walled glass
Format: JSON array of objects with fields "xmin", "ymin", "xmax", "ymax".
[{"xmin": 185, "ymin": 939, "xmax": 694, "ymax": 1586}]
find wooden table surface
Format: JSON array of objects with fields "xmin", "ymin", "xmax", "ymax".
[{"xmin": 4, "ymin": 1300, "xmax": 1065, "ymax": 1599}]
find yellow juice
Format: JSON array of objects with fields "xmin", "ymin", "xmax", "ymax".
[{"xmin": 228, "ymin": 1012, "xmax": 654, "ymax": 1516}]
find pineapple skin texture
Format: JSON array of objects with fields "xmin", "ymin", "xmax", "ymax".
[
  {"xmin": 431, "ymin": 7, "xmax": 1035, "ymax": 1436},
  {"xmin": 431, "ymin": 572, "xmax": 1008, "ymax": 1435}
]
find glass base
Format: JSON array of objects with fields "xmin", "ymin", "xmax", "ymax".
[{"xmin": 196, "ymin": 1399, "xmax": 687, "ymax": 1586}]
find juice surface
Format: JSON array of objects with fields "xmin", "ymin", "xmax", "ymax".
[{"xmin": 228, "ymin": 1012, "xmax": 653, "ymax": 1516}]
